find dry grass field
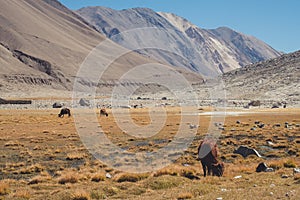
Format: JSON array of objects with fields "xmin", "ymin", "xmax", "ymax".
[{"xmin": 0, "ymin": 106, "xmax": 299, "ymax": 200}]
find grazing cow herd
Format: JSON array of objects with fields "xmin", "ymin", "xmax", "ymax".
[{"xmin": 57, "ymin": 107, "xmax": 225, "ymax": 177}]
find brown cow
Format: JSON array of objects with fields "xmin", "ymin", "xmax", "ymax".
[
  {"xmin": 58, "ymin": 108, "xmax": 71, "ymax": 118},
  {"xmin": 100, "ymin": 108, "xmax": 108, "ymax": 117},
  {"xmin": 197, "ymin": 138, "xmax": 224, "ymax": 177}
]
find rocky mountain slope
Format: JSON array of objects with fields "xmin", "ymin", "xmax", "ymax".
[
  {"xmin": 0, "ymin": 0, "xmax": 202, "ymax": 97},
  {"xmin": 222, "ymin": 50, "xmax": 300, "ymax": 104},
  {"xmin": 77, "ymin": 7, "xmax": 281, "ymax": 76}
]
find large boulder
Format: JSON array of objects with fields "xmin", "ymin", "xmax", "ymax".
[
  {"xmin": 233, "ymin": 146, "xmax": 262, "ymax": 158},
  {"xmin": 256, "ymin": 162, "xmax": 274, "ymax": 172}
]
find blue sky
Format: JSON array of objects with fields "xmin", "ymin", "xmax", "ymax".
[{"xmin": 59, "ymin": 0, "xmax": 300, "ymax": 53}]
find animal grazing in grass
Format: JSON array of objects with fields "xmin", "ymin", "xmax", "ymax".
[
  {"xmin": 58, "ymin": 108, "xmax": 71, "ymax": 118},
  {"xmin": 197, "ymin": 138, "xmax": 224, "ymax": 177},
  {"xmin": 100, "ymin": 108, "xmax": 108, "ymax": 117}
]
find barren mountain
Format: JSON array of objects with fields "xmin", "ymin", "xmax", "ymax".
[
  {"xmin": 0, "ymin": 0, "xmax": 202, "ymax": 97},
  {"xmin": 77, "ymin": 7, "xmax": 281, "ymax": 76}
]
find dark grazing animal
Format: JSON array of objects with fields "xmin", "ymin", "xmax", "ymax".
[
  {"xmin": 198, "ymin": 138, "xmax": 224, "ymax": 177},
  {"xmin": 100, "ymin": 108, "xmax": 108, "ymax": 117},
  {"xmin": 58, "ymin": 108, "xmax": 71, "ymax": 118}
]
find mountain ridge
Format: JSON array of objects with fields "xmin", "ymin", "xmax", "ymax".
[{"xmin": 77, "ymin": 6, "xmax": 282, "ymax": 76}]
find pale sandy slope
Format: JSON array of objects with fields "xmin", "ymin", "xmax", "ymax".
[{"xmin": 0, "ymin": 0, "xmax": 203, "ymax": 98}]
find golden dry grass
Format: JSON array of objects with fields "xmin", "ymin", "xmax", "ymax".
[{"xmin": 0, "ymin": 107, "xmax": 299, "ymax": 199}]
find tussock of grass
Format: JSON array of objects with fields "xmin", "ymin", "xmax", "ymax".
[
  {"xmin": 90, "ymin": 190, "xmax": 107, "ymax": 199},
  {"xmin": 177, "ymin": 192, "xmax": 193, "ymax": 200},
  {"xmin": 144, "ymin": 176, "xmax": 184, "ymax": 190},
  {"xmin": 13, "ymin": 190, "xmax": 31, "ymax": 199},
  {"xmin": 91, "ymin": 173, "xmax": 106, "ymax": 182},
  {"xmin": 4, "ymin": 140, "xmax": 23, "ymax": 147},
  {"xmin": 19, "ymin": 163, "xmax": 44, "ymax": 174},
  {"xmin": 284, "ymin": 160, "xmax": 297, "ymax": 168},
  {"xmin": 113, "ymin": 172, "xmax": 149, "ymax": 182},
  {"xmin": 0, "ymin": 181, "xmax": 10, "ymax": 195},
  {"xmin": 154, "ymin": 165, "xmax": 199, "ymax": 179},
  {"xmin": 66, "ymin": 152, "xmax": 85, "ymax": 160},
  {"xmin": 58, "ymin": 172, "xmax": 78, "ymax": 184},
  {"xmin": 71, "ymin": 190, "xmax": 90, "ymax": 200}
]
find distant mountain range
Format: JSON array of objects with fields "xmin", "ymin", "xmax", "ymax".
[
  {"xmin": 77, "ymin": 6, "xmax": 281, "ymax": 76},
  {"xmin": 0, "ymin": 0, "xmax": 298, "ymax": 104}
]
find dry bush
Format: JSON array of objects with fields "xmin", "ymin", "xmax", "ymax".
[
  {"xmin": 28, "ymin": 172, "xmax": 51, "ymax": 185},
  {"xmin": 71, "ymin": 190, "xmax": 90, "ymax": 200},
  {"xmin": 154, "ymin": 165, "xmax": 199, "ymax": 179},
  {"xmin": 177, "ymin": 192, "xmax": 193, "ymax": 200},
  {"xmin": 66, "ymin": 152, "xmax": 86, "ymax": 160},
  {"xmin": 0, "ymin": 181, "xmax": 10, "ymax": 195},
  {"xmin": 154, "ymin": 168, "xmax": 179, "ymax": 177},
  {"xmin": 284, "ymin": 159, "xmax": 297, "ymax": 168},
  {"xmin": 4, "ymin": 140, "xmax": 23, "ymax": 147},
  {"xmin": 58, "ymin": 172, "xmax": 78, "ymax": 184},
  {"xmin": 294, "ymin": 173, "xmax": 300, "ymax": 181},
  {"xmin": 113, "ymin": 172, "xmax": 149, "ymax": 182},
  {"xmin": 13, "ymin": 190, "xmax": 31, "ymax": 199},
  {"xmin": 19, "ymin": 163, "xmax": 44, "ymax": 174},
  {"xmin": 91, "ymin": 173, "xmax": 106, "ymax": 182},
  {"xmin": 90, "ymin": 190, "xmax": 107, "ymax": 199}
]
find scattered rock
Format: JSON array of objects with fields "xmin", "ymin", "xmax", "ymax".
[
  {"xmin": 293, "ymin": 168, "xmax": 300, "ymax": 174},
  {"xmin": 273, "ymin": 123, "xmax": 281, "ymax": 127},
  {"xmin": 189, "ymin": 124, "xmax": 198, "ymax": 129},
  {"xmin": 281, "ymin": 174, "xmax": 289, "ymax": 178},
  {"xmin": 79, "ymin": 98, "xmax": 90, "ymax": 106},
  {"xmin": 236, "ymin": 120, "xmax": 241, "ymax": 124},
  {"xmin": 234, "ymin": 146, "xmax": 262, "ymax": 158},
  {"xmin": 216, "ymin": 197, "xmax": 223, "ymax": 200},
  {"xmin": 256, "ymin": 162, "xmax": 268, "ymax": 172},
  {"xmin": 256, "ymin": 162, "xmax": 275, "ymax": 172},
  {"xmin": 265, "ymin": 168, "xmax": 275, "ymax": 172},
  {"xmin": 52, "ymin": 102, "xmax": 63, "ymax": 108},
  {"xmin": 234, "ymin": 175, "xmax": 242, "ymax": 179},
  {"xmin": 106, "ymin": 173, "xmax": 112, "ymax": 179}
]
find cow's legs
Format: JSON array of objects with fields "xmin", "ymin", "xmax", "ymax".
[
  {"xmin": 207, "ymin": 165, "xmax": 213, "ymax": 176},
  {"xmin": 201, "ymin": 162, "xmax": 207, "ymax": 177}
]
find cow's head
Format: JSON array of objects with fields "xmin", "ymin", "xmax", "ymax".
[{"xmin": 212, "ymin": 162, "xmax": 224, "ymax": 177}]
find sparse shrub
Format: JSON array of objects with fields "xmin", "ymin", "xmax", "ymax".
[
  {"xmin": 58, "ymin": 173, "xmax": 78, "ymax": 184},
  {"xmin": 0, "ymin": 181, "xmax": 9, "ymax": 195},
  {"xmin": 177, "ymin": 192, "xmax": 193, "ymax": 200}
]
